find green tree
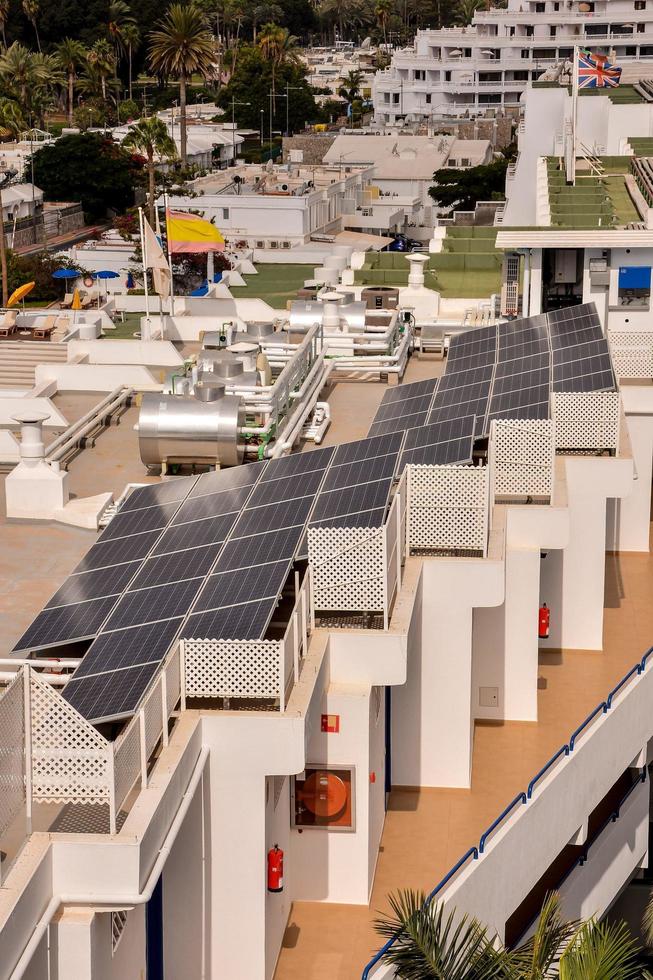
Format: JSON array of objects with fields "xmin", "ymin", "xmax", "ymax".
[
  {"xmin": 429, "ymin": 158, "xmax": 508, "ymax": 212},
  {"xmin": 55, "ymin": 38, "xmax": 88, "ymax": 127},
  {"xmin": 258, "ymin": 22, "xmax": 298, "ymax": 104},
  {"xmin": 0, "ymin": 44, "xmax": 60, "ymax": 128},
  {"xmin": 122, "ymin": 21, "xmax": 141, "ymax": 101},
  {"xmin": 375, "ymin": 0, "xmax": 394, "ymax": 47},
  {"xmin": 454, "ymin": 0, "xmax": 482, "ymax": 25},
  {"xmin": 122, "ymin": 116, "xmax": 177, "ymax": 226},
  {"xmin": 22, "ymin": 0, "xmax": 41, "ymax": 52},
  {"xmin": 88, "ymin": 38, "xmax": 116, "ymax": 103},
  {"xmin": 31, "ymin": 132, "xmax": 142, "ymax": 219},
  {"xmin": 0, "ymin": 98, "xmax": 25, "ymax": 138},
  {"xmin": 148, "ymin": 3, "xmax": 215, "ymax": 168}
]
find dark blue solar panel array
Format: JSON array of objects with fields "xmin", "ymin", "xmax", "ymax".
[{"xmin": 16, "ymin": 303, "xmax": 615, "ymax": 724}]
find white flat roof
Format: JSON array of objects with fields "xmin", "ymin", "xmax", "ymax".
[{"xmin": 496, "ymin": 229, "xmax": 653, "ymax": 248}]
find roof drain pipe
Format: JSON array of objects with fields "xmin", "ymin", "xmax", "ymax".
[{"xmin": 9, "ymin": 746, "xmax": 209, "ymax": 980}]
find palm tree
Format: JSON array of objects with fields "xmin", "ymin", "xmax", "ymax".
[
  {"xmin": 107, "ymin": 1, "xmax": 136, "ymax": 68},
  {"xmin": 55, "ymin": 38, "xmax": 87, "ymax": 127},
  {"xmin": 122, "ymin": 21, "xmax": 141, "ymax": 101},
  {"xmin": 21, "ymin": 0, "xmax": 41, "ymax": 52},
  {"xmin": 148, "ymin": 4, "xmax": 215, "ymax": 168},
  {"xmin": 122, "ymin": 116, "xmax": 177, "ymax": 225},
  {"xmin": 375, "ymin": 0, "xmax": 394, "ymax": 48},
  {"xmin": 250, "ymin": 2, "xmax": 283, "ymax": 41},
  {"xmin": 0, "ymin": 43, "xmax": 59, "ymax": 125},
  {"xmin": 0, "ymin": 0, "xmax": 9, "ymax": 48},
  {"xmin": 258, "ymin": 22, "xmax": 298, "ymax": 106},
  {"xmin": 88, "ymin": 39, "xmax": 116, "ymax": 104},
  {"xmin": 0, "ymin": 98, "xmax": 25, "ymax": 139},
  {"xmin": 375, "ymin": 892, "xmax": 644, "ymax": 979},
  {"xmin": 454, "ymin": 0, "xmax": 482, "ymax": 25},
  {"xmin": 338, "ymin": 67, "xmax": 363, "ymax": 123}
]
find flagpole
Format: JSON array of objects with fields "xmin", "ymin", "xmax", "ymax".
[
  {"xmin": 571, "ymin": 44, "xmax": 579, "ymax": 186},
  {"xmin": 164, "ymin": 192, "xmax": 175, "ymax": 317},
  {"xmin": 139, "ymin": 206, "xmax": 151, "ymax": 339}
]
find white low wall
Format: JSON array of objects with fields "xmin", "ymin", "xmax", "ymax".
[
  {"xmin": 34, "ymin": 364, "xmax": 161, "ymax": 392},
  {"xmin": 67, "ymin": 339, "xmax": 185, "ymax": 368},
  {"xmin": 0, "ymin": 396, "xmax": 68, "ymax": 428}
]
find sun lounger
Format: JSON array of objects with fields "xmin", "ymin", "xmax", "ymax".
[
  {"xmin": 33, "ymin": 314, "xmax": 57, "ymax": 340},
  {"xmin": 0, "ymin": 310, "xmax": 18, "ymax": 337},
  {"xmin": 61, "ymin": 292, "xmax": 74, "ymax": 310}
]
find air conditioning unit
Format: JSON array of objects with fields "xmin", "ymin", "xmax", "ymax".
[
  {"xmin": 282, "ymin": 241, "xmax": 291, "ymax": 249},
  {"xmin": 270, "ymin": 240, "xmax": 279, "ymax": 249},
  {"xmin": 255, "ymin": 240, "xmax": 265, "ymax": 248}
]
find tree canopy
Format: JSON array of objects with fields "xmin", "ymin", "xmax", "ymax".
[
  {"xmin": 30, "ymin": 131, "xmax": 143, "ymax": 219},
  {"xmin": 429, "ymin": 159, "xmax": 508, "ymax": 213}
]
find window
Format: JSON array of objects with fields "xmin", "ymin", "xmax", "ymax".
[
  {"xmin": 618, "ymin": 266, "xmax": 651, "ymax": 308},
  {"xmin": 521, "ymin": 48, "xmax": 530, "ymax": 58},
  {"xmin": 460, "ymin": 157, "xmax": 471, "ymax": 166},
  {"xmin": 414, "ymin": 69, "xmax": 426, "ymax": 80},
  {"xmin": 535, "ymin": 2, "xmax": 545, "ymax": 11},
  {"xmin": 553, "ymin": 2, "xmax": 560, "ymax": 8},
  {"xmin": 425, "ymin": 93, "xmax": 432, "ymax": 103},
  {"xmin": 626, "ymin": 45, "xmax": 636, "ymax": 54},
  {"xmin": 550, "ymin": 26, "xmax": 557, "ymax": 36},
  {"xmin": 392, "ymin": 92, "xmax": 400, "ymax": 104},
  {"xmin": 525, "ymin": 25, "xmax": 534, "ymax": 36},
  {"xmin": 361, "ymin": 207, "xmax": 373, "ymax": 216},
  {"xmin": 222, "ymin": 208, "xmax": 229, "ymax": 220},
  {"xmin": 635, "ymin": 1, "xmax": 646, "ymax": 10},
  {"xmin": 638, "ymin": 22, "xmax": 646, "ymax": 30}
]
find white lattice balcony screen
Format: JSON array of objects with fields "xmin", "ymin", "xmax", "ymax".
[
  {"xmin": 608, "ymin": 330, "xmax": 653, "ymax": 380},
  {"xmin": 29, "ymin": 671, "xmax": 112, "ymax": 806},
  {"xmin": 489, "ymin": 419, "xmax": 555, "ymax": 500},
  {"xmin": 552, "ymin": 391, "xmax": 621, "ymax": 452},
  {"xmin": 308, "ymin": 525, "xmax": 386, "ymax": 613},
  {"xmin": 182, "ymin": 573, "xmax": 311, "ymax": 710},
  {"xmin": 407, "ymin": 464, "xmax": 489, "ymax": 556},
  {"xmin": 0, "ymin": 673, "xmax": 25, "ymax": 839}
]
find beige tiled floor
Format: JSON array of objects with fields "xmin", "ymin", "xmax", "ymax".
[{"xmin": 274, "ymin": 532, "xmax": 653, "ymax": 980}]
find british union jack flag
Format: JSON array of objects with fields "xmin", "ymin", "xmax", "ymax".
[{"xmin": 577, "ymin": 50, "xmax": 622, "ymax": 88}]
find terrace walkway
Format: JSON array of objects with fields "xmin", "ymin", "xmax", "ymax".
[{"xmin": 273, "ymin": 531, "xmax": 653, "ymax": 980}]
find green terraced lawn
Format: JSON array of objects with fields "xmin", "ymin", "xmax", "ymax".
[
  {"xmin": 604, "ymin": 175, "xmax": 640, "ymax": 225},
  {"xmin": 229, "ymin": 264, "xmax": 314, "ymax": 308},
  {"xmin": 427, "ymin": 267, "xmax": 502, "ymax": 299}
]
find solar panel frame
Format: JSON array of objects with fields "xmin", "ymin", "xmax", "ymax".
[
  {"xmin": 397, "ymin": 415, "xmax": 476, "ymax": 470},
  {"xmin": 119, "ymin": 477, "xmax": 197, "ymax": 513},
  {"xmin": 181, "ymin": 600, "xmax": 278, "ymax": 643},
  {"xmin": 44, "ymin": 561, "xmax": 142, "ymax": 610},
  {"xmin": 193, "ymin": 560, "xmax": 291, "ymax": 614},
  {"xmin": 13, "ymin": 595, "xmax": 123, "ymax": 653},
  {"xmin": 102, "ymin": 577, "xmax": 205, "ymax": 632}
]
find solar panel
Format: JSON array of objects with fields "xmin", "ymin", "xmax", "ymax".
[
  {"xmin": 120, "ymin": 477, "xmax": 197, "ymax": 513},
  {"xmin": 262, "ymin": 445, "xmax": 335, "ymax": 480},
  {"xmin": 131, "ymin": 544, "xmax": 224, "ymax": 589},
  {"xmin": 247, "ymin": 469, "xmax": 326, "ymax": 507},
  {"xmin": 64, "ymin": 618, "xmax": 186, "ymax": 721},
  {"xmin": 98, "ymin": 501, "xmax": 181, "ymax": 542},
  {"xmin": 311, "ymin": 478, "xmax": 393, "ymax": 523},
  {"xmin": 551, "ymin": 340, "xmax": 615, "ymax": 391},
  {"xmin": 447, "ymin": 325, "xmax": 497, "ymax": 363},
  {"xmin": 171, "ymin": 486, "xmax": 253, "ymax": 525},
  {"xmin": 193, "ymin": 560, "xmax": 290, "ymax": 613},
  {"xmin": 378, "ymin": 378, "xmax": 438, "ymax": 405},
  {"xmin": 547, "ymin": 304, "xmax": 604, "ymax": 348},
  {"xmin": 486, "ymin": 353, "xmax": 551, "ymax": 426},
  {"xmin": 373, "ymin": 393, "xmax": 434, "ymax": 424},
  {"xmin": 152, "ymin": 513, "xmax": 237, "ymax": 554},
  {"xmin": 428, "ymin": 365, "xmax": 493, "ymax": 437},
  {"xmin": 45, "ymin": 562, "xmax": 141, "ymax": 609},
  {"xmin": 368, "ymin": 412, "xmax": 430, "ymax": 438},
  {"xmin": 398, "ymin": 416, "xmax": 476, "ymax": 469},
  {"xmin": 103, "ymin": 577, "xmax": 205, "ymax": 632},
  {"xmin": 181, "ymin": 600, "xmax": 277, "ymax": 642},
  {"xmin": 332, "ymin": 432, "xmax": 405, "ymax": 464},
  {"xmin": 217, "ymin": 525, "xmax": 304, "ymax": 571},
  {"xmin": 189, "ymin": 462, "xmax": 263, "ymax": 498},
  {"xmin": 444, "ymin": 348, "xmax": 496, "ymax": 373},
  {"xmin": 73, "ymin": 530, "xmax": 162, "ymax": 573},
  {"xmin": 231, "ymin": 496, "xmax": 314, "ymax": 537},
  {"xmin": 322, "ymin": 453, "xmax": 398, "ymax": 492},
  {"xmin": 13, "ymin": 595, "xmax": 120, "ymax": 652},
  {"xmin": 497, "ymin": 314, "xmax": 550, "ymax": 361}
]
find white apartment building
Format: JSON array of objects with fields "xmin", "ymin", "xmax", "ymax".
[
  {"xmin": 165, "ymin": 162, "xmax": 393, "ymax": 250},
  {"xmin": 373, "ymin": 0, "xmax": 653, "ymax": 123}
]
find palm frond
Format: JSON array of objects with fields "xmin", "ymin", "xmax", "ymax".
[
  {"xmin": 508, "ymin": 894, "xmax": 575, "ymax": 978},
  {"xmin": 558, "ymin": 919, "xmax": 641, "ymax": 980}
]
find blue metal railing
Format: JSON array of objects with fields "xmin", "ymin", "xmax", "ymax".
[
  {"xmin": 569, "ymin": 702, "xmax": 607, "ymax": 752},
  {"xmin": 527, "ymin": 745, "xmax": 570, "ymax": 799},
  {"xmin": 361, "ymin": 647, "xmax": 653, "ymax": 979},
  {"xmin": 478, "ymin": 794, "xmax": 526, "ymax": 854},
  {"xmin": 361, "ymin": 847, "xmax": 479, "ymax": 980}
]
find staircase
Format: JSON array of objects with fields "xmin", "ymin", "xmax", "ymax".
[{"xmin": 0, "ymin": 341, "xmax": 68, "ymax": 389}]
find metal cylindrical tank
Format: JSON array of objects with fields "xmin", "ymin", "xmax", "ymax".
[
  {"xmin": 361, "ymin": 286, "xmax": 400, "ymax": 310},
  {"xmin": 138, "ymin": 392, "xmax": 245, "ymax": 468}
]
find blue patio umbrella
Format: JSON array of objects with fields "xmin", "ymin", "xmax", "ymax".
[
  {"xmin": 52, "ymin": 268, "xmax": 80, "ymax": 279},
  {"xmin": 95, "ymin": 270, "xmax": 120, "ymax": 280},
  {"xmin": 126, "ymin": 272, "xmax": 135, "ymax": 289}
]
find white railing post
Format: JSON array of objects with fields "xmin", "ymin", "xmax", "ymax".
[
  {"xmin": 308, "ymin": 565, "xmax": 316, "ymax": 631},
  {"xmin": 301, "ymin": 577, "xmax": 308, "ymax": 648},
  {"xmin": 292, "ymin": 610, "xmax": 299, "ymax": 682},
  {"xmin": 139, "ymin": 710, "xmax": 147, "ymax": 789},
  {"xmin": 107, "ymin": 746, "xmax": 117, "ymax": 835},
  {"xmin": 180, "ymin": 640, "xmax": 187, "ymax": 710},
  {"xmin": 396, "ymin": 487, "xmax": 402, "ymax": 591},
  {"xmin": 22, "ymin": 666, "xmax": 32, "ymax": 833},
  {"xmin": 278, "ymin": 642, "xmax": 285, "ymax": 713},
  {"xmin": 161, "ymin": 672, "xmax": 169, "ymax": 748},
  {"xmin": 382, "ymin": 522, "xmax": 389, "ymax": 631}
]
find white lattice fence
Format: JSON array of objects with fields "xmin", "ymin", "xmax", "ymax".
[
  {"xmin": 552, "ymin": 391, "xmax": 621, "ymax": 452},
  {"xmin": 490, "ymin": 419, "xmax": 555, "ymax": 499},
  {"xmin": 0, "ymin": 674, "xmax": 25, "ymax": 838},
  {"xmin": 308, "ymin": 525, "xmax": 385, "ymax": 612},
  {"xmin": 608, "ymin": 330, "xmax": 653, "ymax": 380},
  {"xmin": 183, "ymin": 639, "xmax": 282, "ymax": 699},
  {"xmin": 407, "ymin": 464, "xmax": 489, "ymax": 555},
  {"xmin": 113, "ymin": 721, "xmax": 141, "ymax": 813},
  {"xmin": 165, "ymin": 645, "xmax": 182, "ymax": 718},
  {"xmin": 29, "ymin": 672, "xmax": 111, "ymax": 805}
]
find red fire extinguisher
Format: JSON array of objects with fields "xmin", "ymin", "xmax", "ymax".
[
  {"xmin": 267, "ymin": 845, "xmax": 284, "ymax": 893},
  {"xmin": 538, "ymin": 603, "xmax": 550, "ymax": 639}
]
